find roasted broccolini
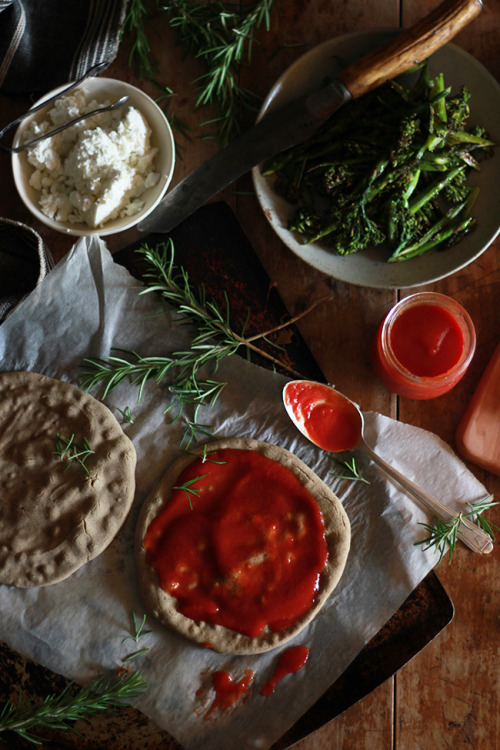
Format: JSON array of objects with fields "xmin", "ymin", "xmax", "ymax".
[{"xmin": 263, "ymin": 64, "xmax": 495, "ymax": 262}]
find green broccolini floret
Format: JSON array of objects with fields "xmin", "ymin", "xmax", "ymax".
[
  {"xmin": 446, "ymin": 86, "xmax": 471, "ymax": 130},
  {"xmin": 263, "ymin": 63, "xmax": 496, "ymax": 262},
  {"xmin": 444, "ymin": 170, "xmax": 472, "ymax": 203}
]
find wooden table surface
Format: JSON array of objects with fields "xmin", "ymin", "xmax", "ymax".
[{"xmin": 1, "ymin": 1, "xmax": 499, "ymax": 748}]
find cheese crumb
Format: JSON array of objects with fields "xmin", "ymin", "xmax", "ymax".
[{"xmin": 23, "ymin": 89, "xmax": 160, "ymax": 228}]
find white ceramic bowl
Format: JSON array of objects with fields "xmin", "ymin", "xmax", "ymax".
[
  {"xmin": 11, "ymin": 77, "xmax": 176, "ymax": 237},
  {"xmin": 252, "ymin": 30, "xmax": 500, "ymax": 289}
]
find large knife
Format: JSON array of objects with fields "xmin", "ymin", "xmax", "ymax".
[{"xmin": 138, "ymin": 0, "xmax": 483, "ymax": 235}]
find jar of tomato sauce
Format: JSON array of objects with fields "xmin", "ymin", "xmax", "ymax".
[{"xmin": 371, "ymin": 292, "xmax": 476, "ymax": 400}]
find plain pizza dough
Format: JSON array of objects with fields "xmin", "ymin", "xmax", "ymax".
[
  {"xmin": 135, "ymin": 437, "xmax": 351, "ymax": 655},
  {"xmin": 0, "ymin": 370, "xmax": 137, "ymax": 588}
]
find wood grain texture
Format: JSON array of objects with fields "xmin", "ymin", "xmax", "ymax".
[
  {"xmin": 395, "ymin": 2, "xmax": 500, "ymax": 746},
  {"xmin": 0, "ymin": 0, "xmax": 499, "ymax": 748}
]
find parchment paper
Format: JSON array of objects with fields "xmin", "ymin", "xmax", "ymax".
[{"xmin": 0, "ymin": 237, "xmax": 489, "ymax": 749}]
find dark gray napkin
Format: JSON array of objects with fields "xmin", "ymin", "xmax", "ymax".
[
  {"xmin": 0, "ymin": 0, "xmax": 128, "ymax": 94},
  {"xmin": 0, "ymin": 218, "xmax": 54, "ymax": 322}
]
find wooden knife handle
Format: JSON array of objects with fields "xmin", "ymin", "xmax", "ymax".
[{"xmin": 339, "ymin": 0, "xmax": 483, "ymax": 99}]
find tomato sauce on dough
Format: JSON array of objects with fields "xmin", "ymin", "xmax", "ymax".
[{"xmin": 143, "ymin": 448, "xmax": 328, "ymax": 637}]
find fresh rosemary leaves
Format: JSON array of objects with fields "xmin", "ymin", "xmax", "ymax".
[
  {"xmin": 116, "ymin": 405, "xmax": 135, "ymax": 424},
  {"xmin": 416, "ymin": 496, "xmax": 499, "ymax": 564},
  {"xmin": 330, "ymin": 455, "xmax": 369, "ymax": 484},
  {"xmin": 174, "ymin": 473, "xmax": 209, "ymax": 509},
  {"xmin": 54, "ymin": 433, "xmax": 94, "ymax": 474},
  {"xmin": 0, "ymin": 671, "xmax": 147, "ymax": 745},
  {"xmin": 123, "ymin": 0, "xmax": 274, "ymax": 145},
  {"xmin": 80, "ymin": 240, "xmax": 311, "ymax": 446},
  {"xmin": 121, "ymin": 611, "xmax": 153, "ymax": 663},
  {"xmin": 0, "ymin": 612, "xmax": 151, "ymax": 743}
]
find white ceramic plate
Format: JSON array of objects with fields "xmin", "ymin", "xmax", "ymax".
[
  {"xmin": 252, "ymin": 30, "xmax": 500, "ymax": 289},
  {"xmin": 12, "ymin": 78, "xmax": 176, "ymax": 237}
]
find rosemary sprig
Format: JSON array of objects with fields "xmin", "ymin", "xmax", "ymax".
[
  {"xmin": 174, "ymin": 473, "xmax": 209, "ymax": 509},
  {"xmin": 54, "ymin": 434, "xmax": 94, "ymax": 475},
  {"xmin": 0, "ymin": 671, "xmax": 147, "ymax": 744},
  {"xmin": 121, "ymin": 611, "xmax": 152, "ymax": 663},
  {"xmin": 123, "ymin": 0, "xmax": 274, "ymax": 145},
  {"xmin": 115, "ymin": 405, "xmax": 135, "ymax": 424},
  {"xmin": 197, "ymin": 444, "xmax": 227, "ymax": 464},
  {"xmin": 80, "ymin": 241, "xmax": 329, "ymax": 446},
  {"xmin": 181, "ymin": 410, "xmax": 215, "ymax": 448},
  {"xmin": 121, "ymin": 0, "xmax": 158, "ymax": 81},
  {"xmin": 122, "ymin": 611, "xmax": 152, "ymax": 646},
  {"xmin": 136, "ymin": 240, "xmax": 320, "ymax": 375},
  {"xmin": 416, "ymin": 496, "xmax": 499, "ymax": 564},
  {"xmin": 330, "ymin": 455, "xmax": 369, "ymax": 484}
]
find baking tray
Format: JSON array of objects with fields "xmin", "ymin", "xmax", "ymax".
[{"xmin": 0, "ymin": 202, "xmax": 454, "ymax": 748}]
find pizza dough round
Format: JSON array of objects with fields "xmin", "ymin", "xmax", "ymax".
[
  {"xmin": 0, "ymin": 371, "xmax": 137, "ymax": 588},
  {"xmin": 135, "ymin": 437, "xmax": 351, "ymax": 654}
]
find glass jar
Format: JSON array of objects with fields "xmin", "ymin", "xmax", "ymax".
[{"xmin": 371, "ymin": 292, "xmax": 476, "ymax": 399}]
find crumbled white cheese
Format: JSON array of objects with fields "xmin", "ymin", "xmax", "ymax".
[{"xmin": 23, "ymin": 89, "xmax": 160, "ymax": 228}]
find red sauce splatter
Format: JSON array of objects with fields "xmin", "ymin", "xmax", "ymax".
[
  {"xmin": 143, "ymin": 449, "xmax": 328, "ymax": 637},
  {"xmin": 389, "ymin": 304, "xmax": 464, "ymax": 377},
  {"xmin": 260, "ymin": 645, "xmax": 310, "ymax": 697},
  {"xmin": 208, "ymin": 669, "xmax": 254, "ymax": 714},
  {"xmin": 284, "ymin": 381, "xmax": 361, "ymax": 453}
]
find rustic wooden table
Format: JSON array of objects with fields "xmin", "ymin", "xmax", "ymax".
[{"xmin": 0, "ymin": 1, "xmax": 499, "ymax": 748}]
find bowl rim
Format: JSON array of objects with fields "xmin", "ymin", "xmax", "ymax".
[
  {"xmin": 252, "ymin": 29, "xmax": 500, "ymax": 289},
  {"xmin": 11, "ymin": 76, "xmax": 176, "ymax": 237}
]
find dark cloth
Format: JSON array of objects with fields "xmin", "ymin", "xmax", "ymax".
[
  {"xmin": 0, "ymin": 0, "xmax": 128, "ymax": 95},
  {"xmin": 0, "ymin": 0, "xmax": 129, "ymax": 319},
  {"xmin": 0, "ymin": 218, "xmax": 54, "ymax": 322}
]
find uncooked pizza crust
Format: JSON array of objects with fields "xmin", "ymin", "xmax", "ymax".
[
  {"xmin": 0, "ymin": 371, "xmax": 137, "ymax": 588},
  {"xmin": 135, "ymin": 437, "xmax": 351, "ymax": 654}
]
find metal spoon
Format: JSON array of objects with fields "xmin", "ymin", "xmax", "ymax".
[{"xmin": 283, "ymin": 380, "xmax": 493, "ymax": 555}]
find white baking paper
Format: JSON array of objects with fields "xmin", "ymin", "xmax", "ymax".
[{"xmin": 0, "ymin": 237, "xmax": 489, "ymax": 749}]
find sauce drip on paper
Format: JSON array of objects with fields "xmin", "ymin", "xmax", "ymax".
[
  {"xmin": 209, "ymin": 669, "xmax": 254, "ymax": 713},
  {"xmin": 144, "ymin": 448, "xmax": 328, "ymax": 637},
  {"xmin": 260, "ymin": 645, "xmax": 310, "ymax": 697}
]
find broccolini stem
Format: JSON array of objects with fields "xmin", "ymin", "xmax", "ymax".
[
  {"xmin": 390, "ymin": 200, "xmax": 473, "ymax": 261},
  {"xmin": 408, "ymin": 165, "xmax": 465, "ymax": 214}
]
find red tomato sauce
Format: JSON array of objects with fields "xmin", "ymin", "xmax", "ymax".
[
  {"xmin": 143, "ymin": 449, "xmax": 329, "ymax": 637},
  {"xmin": 260, "ymin": 645, "xmax": 310, "ymax": 697},
  {"xmin": 389, "ymin": 304, "xmax": 464, "ymax": 377},
  {"xmin": 208, "ymin": 669, "xmax": 254, "ymax": 714},
  {"xmin": 284, "ymin": 381, "xmax": 361, "ymax": 453},
  {"xmin": 371, "ymin": 293, "xmax": 475, "ymax": 399}
]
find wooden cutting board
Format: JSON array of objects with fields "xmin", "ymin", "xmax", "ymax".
[{"xmin": 455, "ymin": 342, "xmax": 500, "ymax": 476}]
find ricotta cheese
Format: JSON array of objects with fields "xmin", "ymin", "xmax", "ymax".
[{"xmin": 23, "ymin": 89, "xmax": 160, "ymax": 228}]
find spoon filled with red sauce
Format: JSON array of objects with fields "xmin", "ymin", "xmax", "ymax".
[{"xmin": 283, "ymin": 380, "xmax": 493, "ymax": 555}]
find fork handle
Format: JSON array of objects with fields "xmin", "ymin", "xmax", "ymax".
[{"xmin": 360, "ymin": 439, "xmax": 493, "ymax": 554}]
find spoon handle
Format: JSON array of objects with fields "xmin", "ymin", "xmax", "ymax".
[{"xmin": 360, "ymin": 439, "xmax": 493, "ymax": 555}]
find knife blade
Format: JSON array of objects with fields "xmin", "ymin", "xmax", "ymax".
[{"xmin": 138, "ymin": 0, "xmax": 483, "ymax": 235}]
